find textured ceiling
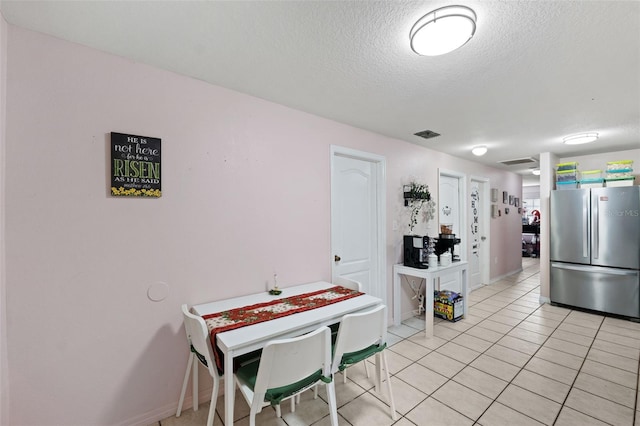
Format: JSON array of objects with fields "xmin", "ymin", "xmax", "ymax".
[{"xmin": 1, "ymin": 0, "xmax": 639, "ymax": 185}]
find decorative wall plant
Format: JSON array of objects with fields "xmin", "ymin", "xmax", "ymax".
[{"xmin": 403, "ymin": 182, "xmax": 436, "ymax": 233}]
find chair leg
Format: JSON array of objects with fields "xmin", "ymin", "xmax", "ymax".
[
  {"xmin": 343, "ymin": 368, "xmax": 347, "ymax": 384},
  {"xmin": 207, "ymin": 374, "xmax": 220, "ymax": 426},
  {"xmin": 381, "ymin": 351, "xmax": 397, "ymax": 420},
  {"xmin": 325, "ymin": 381, "xmax": 339, "ymax": 426},
  {"xmin": 176, "ymin": 353, "xmax": 194, "ymax": 417},
  {"xmin": 364, "ymin": 359, "xmax": 370, "ymax": 378},
  {"xmin": 193, "ymin": 356, "xmax": 199, "ymax": 411},
  {"xmin": 291, "ymin": 396, "xmax": 296, "ymax": 413}
]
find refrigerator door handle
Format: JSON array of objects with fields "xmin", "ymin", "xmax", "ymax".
[
  {"xmin": 582, "ymin": 198, "xmax": 588, "ymax": 258},
  {"xmin": 551, "ymin": 263, "xmax": 639, "ymax": 277},
  {"xmin": 592, "ymin": 195, "xmax": 599, "ymax": 259}
]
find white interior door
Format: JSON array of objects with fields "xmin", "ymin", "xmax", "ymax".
[
  {"xmin": 470, "ymin": 176, "xmax": 490, "ymax": 289},
  {"xmin": 331, "ymin": 147, "xmax": 386, "ymax": 302},
  {"xmin": 438, "ymin": 170, "xmax": 467, "ymax": 293}
]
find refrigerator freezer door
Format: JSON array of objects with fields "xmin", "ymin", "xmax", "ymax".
[
  {"xmin": 550, "ymin": 189, "xmax": 590, "ymax": 264},
  {"xmin": 591, "ymin": 187, "xmax": 640, "ymax": 269},
  {"xmin": 551, "ymin": 263, "xmax": 640, "ymax": 318}
]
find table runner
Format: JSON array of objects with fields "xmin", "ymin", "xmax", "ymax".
[{"xmin": 202, "ymin": 285, "xmax": 363, "ymax": 374}]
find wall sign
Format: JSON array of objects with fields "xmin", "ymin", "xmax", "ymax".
[{"xmin": 110, "ymin": 132, "xmax": 161, "ymax": 197}]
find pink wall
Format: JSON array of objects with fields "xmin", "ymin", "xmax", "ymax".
[
  {"xmin": 1, "ymin": 12, "xmax": 8, "ymax": 426},
  {"xmin": 3, "ymin": 25, "xmax": 522, "ymax": 425}
]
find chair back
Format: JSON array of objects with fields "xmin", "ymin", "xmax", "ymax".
[
  {"xmin": 181, "ymin": 304, "xmax": 218, "ymax": 379},
  {"xmin": 331, "ymin": 305, "xmax": 387, "ymax": 372},
  {"xmin": 333, "ymin": 276, "xmax": 363, "ymax": 292},
  {"xmin": 253, "ymin": 326, "xmax": 332, "ymax": 397}
]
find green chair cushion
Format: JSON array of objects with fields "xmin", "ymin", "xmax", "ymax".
[
  {"xmin": 338, "ymin": 342, "xmax": 387, "ymax": 371},
  {"xmin": 236, "ymin": 360, "xmax": 329, "ymax": 406}
]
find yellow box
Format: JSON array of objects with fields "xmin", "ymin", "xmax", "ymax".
[{"xmin": 434, "ymin": 291, "xmax": 464, "ymax": 322}]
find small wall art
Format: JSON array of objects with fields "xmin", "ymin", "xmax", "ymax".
[
  {"xmin": 110, "ymin": 132, "xmax": 162, "ymax": 197},
  {"xmin": 491, "ymin": 188, "xmax": 498, "ymax": 202},
  {"xmin": 503, "ymin": 191, "xmax": 508, "ymax": 204}
]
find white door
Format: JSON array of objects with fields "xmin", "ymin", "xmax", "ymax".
[
  {"xmin": 469, "ymin": 177, "xmax": 490, "ymax": 289},
  {"xmin": 438, "ymin": 170, "xmax": 467, "ymax": 293},
  {"xmin": 331, "ymin": 147, "xmax": 386, "ymax": 302}
]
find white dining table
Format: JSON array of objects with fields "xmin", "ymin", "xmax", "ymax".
[{"xmin": 192, "ymin": 281, "xmax": 383, "ymax": 426}]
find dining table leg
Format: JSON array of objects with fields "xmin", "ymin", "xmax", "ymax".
[{"xmin": 224, "ymin": 350, "xmax": 235, "ymax": 425}]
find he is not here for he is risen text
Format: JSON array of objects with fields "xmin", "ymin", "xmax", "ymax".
[{"xmin": 111, "ymin": 132, "xmax": 161, "ymax": 197}]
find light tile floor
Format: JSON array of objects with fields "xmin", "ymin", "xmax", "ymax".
[{"xmin": 157, "ymin": 258, "xmax": 640, "ymax": 425}]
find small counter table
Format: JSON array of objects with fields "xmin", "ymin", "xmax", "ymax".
[{"xmin": 393, "ymin": 262, "xmax": 469, "ymax": 337}]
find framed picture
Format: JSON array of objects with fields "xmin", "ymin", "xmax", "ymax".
[
  {"xmin": 509, "ymin": 195, "xmax": 514, "ymax": 205},
  {"xmin": 491, "ymin": 188, "xmax": 498, "ymax": 202},
  {"xmin": 515, "ymin": 197, "xmax": 520, "ymax": 207},
  {"xmin": 505, "ymin": 207, "xmax": 510, "ymax": 214},
  {"xmin": 491, "ymin": 204, "xmax": 498, "ymax": 218},
  {"xmin": 503, "ymin": 191, "xmax": 508, "ymax": 204},
  {"xmin": 518, "ymin": 207, "xmax": 522, "ymax": 214}
]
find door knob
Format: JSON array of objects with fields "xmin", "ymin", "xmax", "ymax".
[{"xmin": 334, "ymin": 255, "xmax": 341, "ymax": 262}]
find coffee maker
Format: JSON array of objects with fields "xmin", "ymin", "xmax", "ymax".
[
  {"xmin": 434, "ymin": 233, "xmax": 461, "ymax": 261},
  {"xmin": 403, "ymin": 235, "xmax": 430, "ymax": 268}
]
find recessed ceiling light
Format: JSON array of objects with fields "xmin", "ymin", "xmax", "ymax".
[
  {"xmin": 563, "ymin": 133, "xmax": 599, "ymax": 145},
  {"xmin": 410, "ymin": 5, "xmax": 477, "ymax": 56},
  {"xmin": 471, "ymin": 145, "xmax": 488, "ymax": 156}
]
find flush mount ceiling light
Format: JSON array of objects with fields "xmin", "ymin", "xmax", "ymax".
[
  {"xmin": 410, "ymin": 5, "xmax": 477, "ymax": 56},
  {"xmin": 531, "ymin": 169, "xmax": 541, "ymax": 176},
  {"xmin": 471, "ymin": 145, "xmax": 488, "ymax": 156},
  {"xmin": 563, "ymin": 133, "xmax": 599, "ymax": 145}
]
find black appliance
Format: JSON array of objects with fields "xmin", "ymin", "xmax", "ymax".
[
  {"xmin": 403, "ymin": 235, "xmax": 430, "ymax": 268},
  {"xmin": 434, "ymin": 233, "xmax": 461, "ymax": 261}
]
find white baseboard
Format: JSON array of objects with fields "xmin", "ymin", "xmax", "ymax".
[{"xmin": 121, "ymin": 381, "xmax": 225, "ymax": 426}]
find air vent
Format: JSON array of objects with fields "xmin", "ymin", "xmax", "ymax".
[
  {"xmin": 414, "ymin": 130, "xmax": 441, "ymax": 139},
  {"xmin": 498, "ymin": 157, "xmax": 537, "ymax": 166}
]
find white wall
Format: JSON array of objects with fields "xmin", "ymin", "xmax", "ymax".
[{"xmin": 3, "ymin": 25, "xmax": 523, "ymax": 425}]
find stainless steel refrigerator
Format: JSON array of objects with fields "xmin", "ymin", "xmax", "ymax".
[{"xmin": 550, "ymin": 186, "xmax": 640, "ymax": 318}]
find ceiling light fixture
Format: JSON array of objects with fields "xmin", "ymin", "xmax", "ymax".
[
  {"xmin": 531, "ymin": 169, "xmax": 541, "ymax": 176},
  {"xmin": 471, "ymin": 145, "xmax": 488, "ymax": 156},
  {"xmin": 410, "ymin": 5, "xmax": 477, "ymax": 56},
  {"xmin": 563, "ymin": 133, "xmax": 599, "ymax": 145}
]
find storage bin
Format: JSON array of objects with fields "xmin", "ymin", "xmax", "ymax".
[
  {"xmin": 605, "ymin": 171, "xmax": 634, "ymax": 179},
  {"xmin": 607, "ymin": 160, "xmax": 634, "ymax": 172},
  {"xmin": 581, "ymin": 170, "xmax": 603, "ymax": 180},
  {"xmin": 556, "ymin": 181, "xmax": 578, "ymax": 189},
  {"xmin": 605, "ymin": 176, "xmax": 635, "ymax": 187},
  {"xmin": 556, "ymin": 162, "xmax": 578, "ymax": 171},
  {"xmin": 433, "ymin": 290, "xmax": 464, "ymax": 322},
  {"xmin": 580, "ymin": 179, "xmax": 604, "ymax": 189},
  {"xmin": 556, "ymin": 169, "xmax": 579, "ymax": 182}
]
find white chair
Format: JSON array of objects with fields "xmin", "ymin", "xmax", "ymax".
[
  {"xmin": 176, "ymin": 304, "xmax": 220, "ymax": 426},
  {"xmin": 332, "ymin": 276, "xmax": 369, "ymax": 383},
  {"xmin": 331, "ymin": 305, "xmax": 397, "ymax": 420},
  {"xmin": 234, "ymin": 326, "xmax": 339, "ymax": 426}
]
